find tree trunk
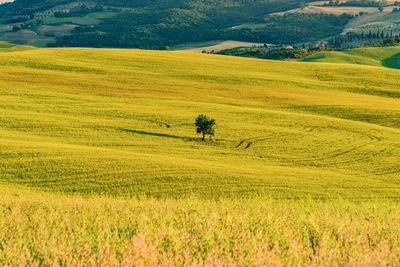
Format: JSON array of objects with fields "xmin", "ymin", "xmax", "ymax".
[{"xmin": 202, "ymin": 133, "xmax": 205, "ymax": 141}]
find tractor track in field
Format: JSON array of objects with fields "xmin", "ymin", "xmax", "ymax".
[
  {"xmin": 290, "ymin": 134, "xmax": 383, "ymax": 165},
  {"xmin": 236, "ymin": 135, "xmax": 276, "ymax": 149},
  {"xmin": 235, "ymin": 132, "xmax": 393, "ymax": 168},
  {"xmin": 373, "ymin": 167, "xmax": 400, "ymax": 176}
]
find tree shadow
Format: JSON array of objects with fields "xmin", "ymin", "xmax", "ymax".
[{"xmin": 120, "ymin": 128, "xmax": 198, "ymax": 141}]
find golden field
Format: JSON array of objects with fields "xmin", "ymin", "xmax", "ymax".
[{"xmin": 0, "ymin": 47, "xmax": 399, "ymax": 265}]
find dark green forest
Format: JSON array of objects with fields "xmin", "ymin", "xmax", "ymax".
[{"xmin": 0, "ymin": 0, "xmax": 352, "ymax": 48}]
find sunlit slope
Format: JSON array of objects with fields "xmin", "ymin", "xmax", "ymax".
[
  {"xmin": 302, "ymin": 47, "xmax": 400, "ymax": 69},
  {"xmin": 0, "ymin": 48, "xmax": 399, "ymax": 198}
]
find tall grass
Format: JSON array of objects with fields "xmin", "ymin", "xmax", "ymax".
[{"xmin": 0, "ymin": 188, "xmax": 399, "ymax": 266}]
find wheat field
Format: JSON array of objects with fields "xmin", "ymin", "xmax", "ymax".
[{"xmin": 0, "ymin": 47, "xmax": 399, "ymax": 265}]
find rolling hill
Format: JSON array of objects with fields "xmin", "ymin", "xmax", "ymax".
[
  {"xmin": 302, "ymin": 46, "xmax": 400, "ymax": 69},
  {"xmin": 174, "ymin": 40, "xmax": 265, "ymax": 52},
  {"xmin": 1, "ymin": 47, "xmax": 400, "ymax": 265},
  {"xmin": 0, "ymin": 47, "xmax": 399, "ymax": 198},
  {"xmin": 0, "ymin": 40, "xmax": 15, "ymax": 47}
]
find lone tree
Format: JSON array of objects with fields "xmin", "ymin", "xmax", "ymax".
[{"xmin": 195, "ymin": 114, "xmax": 216, "ymax": 141}]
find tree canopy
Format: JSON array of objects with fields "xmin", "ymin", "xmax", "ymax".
[{"xmin": 195, "ymin": 115, "xmax": 216, "ymax": 141}]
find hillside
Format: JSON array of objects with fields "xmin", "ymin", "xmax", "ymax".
[
  {"xmin": 0, "ymin": 0, "xmax": 354, "ymax": 48},
  {"xmin": 0, "ymin": 40, "xmax": 15, "ymax": 47},
  {"xmin": 0, "ymin": 47, "xmax": 399, "ymax": 198},
  {"xmin": 302, "ymin": 46, "xmax": 400, "ymax": 68},
  {"xmin": 245, "ymin": 1, "xmax": 400, "ymax": 49},
  {"xmin": 1, "ymin": 0, "xmax": 399, "ymax": 49},
  {"xmin": 1, "ymin": 47, "xmax": 400, "ymax": 265},
  {"xmin": 174, "ymin": 40, "xmax": 265, "ymax": 52}
]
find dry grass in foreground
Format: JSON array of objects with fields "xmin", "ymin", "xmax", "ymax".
[{"xmin": 0, "ymin": 188, "xmax": 399, "ymax": 266}]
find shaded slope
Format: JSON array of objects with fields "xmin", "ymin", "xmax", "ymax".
[
  {"xmin": 382, "ymin": 52, "xmax": 400, "ymax": 69},
  {"xmin": 302, "ymin": 47, "xmax": 400, "ymax": 69},
  {"xmin": 0, "ymin": 40, "xmax": 15, "ymax": 48}
]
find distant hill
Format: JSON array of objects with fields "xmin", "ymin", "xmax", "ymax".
[
  {"xmin": 0, "ymin": 40, "xmax": 15, "ymax": 48},
  {"xmin": 1, "ymin": 0, "xmax": 398, "ymax": 49},
  {"xmin": 174, "ymin": 40, "xmax": 265, "ymax": 52},
  {"xmin": 302, "ymin": 47, "xmax": 400, "ymax": 69},
  {"xmin": 0, "ymin": 0, "xmax": 353, "ymax": 48}
]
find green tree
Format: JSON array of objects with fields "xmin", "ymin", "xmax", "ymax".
[{"xmin": 195, "ymin": 114, "xmax": 216, "ymax": 141}]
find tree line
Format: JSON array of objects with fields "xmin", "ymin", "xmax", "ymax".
[{"xmin": 328, "ymin": 31, "xmax": 400, "ymax": 48}]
